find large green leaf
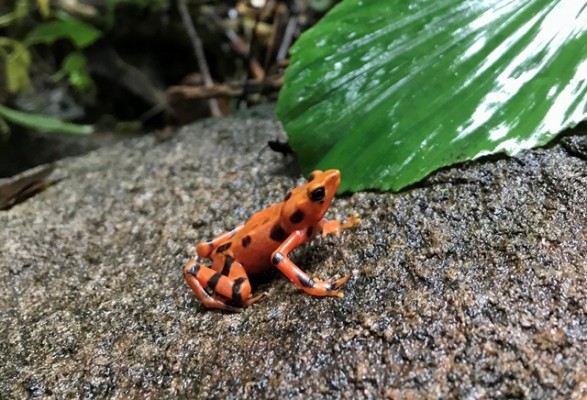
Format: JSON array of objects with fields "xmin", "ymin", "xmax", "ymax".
[{"xmin": 276, "ymin": 0, "xmax": 587, "ymax": 192}]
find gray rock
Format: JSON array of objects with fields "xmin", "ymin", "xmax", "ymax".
[{"xmin": 1, "ymin": 106, "xmax": 586, "ymax": 399}]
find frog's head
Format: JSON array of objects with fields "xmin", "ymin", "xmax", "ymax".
[{"xmin": 281, "ymin": 169, "xmax": 340, "ymax": 231}]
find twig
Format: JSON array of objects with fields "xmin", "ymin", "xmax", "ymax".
[
  {"xmin": 264, "ymin": 3, "xmax": 288, "ymax": 72},
  {"xmin": 167, "ymin": 76, "xmax": 283, "ymax": 100},
  {"xmin": 239, "ymin": 6, "xmax": 263, "ymax": 106},
  {"xmin": 177, "ymin": 0, "xmax": 221, "ymax": 117},
  {"xmin": 277, "ymin": 14, "xmax": 297, "ymax": 61}
]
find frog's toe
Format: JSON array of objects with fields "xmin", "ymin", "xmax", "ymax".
[
  {"xmin": 202, "ymin": 295, "xmax": 243, "ymax": 312},
  {"xmin": 343, "ymin": 214, "xmax": 361, "ymax": 229},
  {"xmin": 327, "ymin": 273, "xmax": 352, "ymax": 291},
  {"xmin": 243, "ymin": 291, "xmax": 268, "ymax": 307}
]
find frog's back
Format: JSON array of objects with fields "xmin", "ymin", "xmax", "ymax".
[{"xmin": 232, "ymin": 203, "xmax": 285, "ymax": 273}]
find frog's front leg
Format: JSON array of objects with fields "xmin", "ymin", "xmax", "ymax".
[
  {"xmin": 271, "ymin": 230, "xmax": 351, "ymax": 297},
  {"xmin": 195, "ymin": 224, "xmax": 244, "ymax": 258}
]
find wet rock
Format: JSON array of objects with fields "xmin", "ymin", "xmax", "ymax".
[{"xmin": 1, "ymin": 106, "xmax": 586, "ymax": 398}]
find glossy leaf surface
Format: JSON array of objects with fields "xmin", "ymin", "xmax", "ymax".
[{"xmin": 276, "ymin": 0, "xmax": 587, "ymax": 191}]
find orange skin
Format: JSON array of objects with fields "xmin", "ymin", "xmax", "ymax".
[{"xmin": 183, "ymin": 169, "xmax": 360, "ymax": 312}]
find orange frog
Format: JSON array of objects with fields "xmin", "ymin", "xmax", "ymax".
[{"xmin": 183, "ymin": 169, "xmax": 360, "ymax": 312}]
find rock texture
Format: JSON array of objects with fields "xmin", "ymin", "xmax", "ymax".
[{"xmin": 1, "ymin": 106, "xmax": 586, "ymax": 399}]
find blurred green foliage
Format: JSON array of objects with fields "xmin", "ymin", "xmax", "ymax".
[
  {"xmin": 24, "ymin": 16, "xmax": 102, "ymax": 48},
  {"xmin": 0, "ymin": 1, "xmax": 102, "ymax": 134},
  {"xmin": 0, "ymin": 104, "xmax": 93, "ymax": 135},
  {"xmin": 0, "ymin": 37, "xmax": 31, "ymax": 93}
]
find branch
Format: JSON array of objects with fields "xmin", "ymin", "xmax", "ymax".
[
  {"xmin": 177, "ymin": 0, "xmax": 222, "ymax": 117},
  {"xmin": 166, "ymin": 76, "xmax": 283, "ymax": 101}
]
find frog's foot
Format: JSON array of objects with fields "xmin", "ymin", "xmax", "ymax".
[
  {"xmin": 320, "ymin": 215, "xmax": 361, "ymax": 237},
  {"xmin": 342, "ymin": 215, "xmax": 361, "ymax": 230},
  {"xmin": 304, "ymin": 273, "xmax": 352, "ymax": 297},
  {"xmin": 183, "ymin": 260, "xmax": 252, "ymax": 312},
  {"xmin": 243, "ymin": 291, "xmax": 269, "ymax": 307}
]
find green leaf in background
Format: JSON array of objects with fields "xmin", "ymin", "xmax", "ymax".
[
  {"xmin": 0, "ymin": 0, "xmax": 28, "ymax": 27},
  {"xmin": 13, "ymin": 0, "xmax": 29, "ymax": 25},
  {"xmin": 0, "ymin": 115, "xmax": 10, "ymax": 141},
  {"xmin": 0, "ymin": 38, "xmax": 32, "ymax": 93},
  {"xmin": 0, "ymin": 105, "xmax": 93, "ymax": 135},
  {"xmin": 60, "ymin": 52, "xmax": 95, "ymax": 93},
  {"xmin": 36, "ymin": 0, "xmax": 51, "ymax": 18},
  {"xmin": 276, "ymin": 0, "xmax": 587, "ymax": 192},
  {"xmin": 24, "ymin": 18, "xmax": 102, "ymax": 49},
  {"xmin": 105, "ymin": 0, "xmax": 117, "ymax": 29}
]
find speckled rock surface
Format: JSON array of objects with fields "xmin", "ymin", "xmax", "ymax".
[{"xmin": 1, "ymin": 106, "xmax": 586, "ymax": 399}]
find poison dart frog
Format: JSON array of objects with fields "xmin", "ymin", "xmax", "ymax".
[{"xmin": 183, "ymin": 169, "xmax": 360, "ymax": 312}]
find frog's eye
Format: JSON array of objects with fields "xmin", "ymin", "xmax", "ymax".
[{"xmin": 310, "ymin": 187, "xmax": 325, "ymax": 202}]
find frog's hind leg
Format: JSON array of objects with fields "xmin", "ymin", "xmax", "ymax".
[
  {"xmin": 213, "ymin": 253, "xmax": 267, "ymax": 307},
  {"xmin": 183, "ymin": 260, "xmax": 242, "ymax": 312},
  {"xmin": 184, "ymin": 254, "xmax": 264, "ymax": 311}
]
